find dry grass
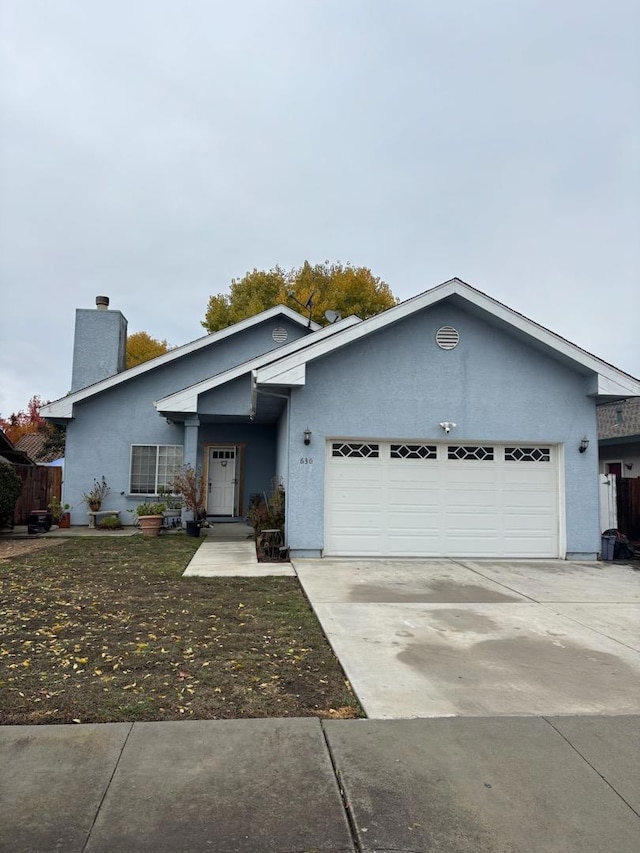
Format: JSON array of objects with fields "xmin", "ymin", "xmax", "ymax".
[{"xmin": 0, "ymin": 536, "xmax": 362, "ymax": 724}]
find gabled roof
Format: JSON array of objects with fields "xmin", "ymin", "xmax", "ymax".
[
  {"xmin": 256, "ymin": 278, "xmax": 640, "ymax": 400},
  {"xmin": 155, "ymin": 314, "xmax": 362, "ymax": 413},
  {"xmin": 42, "ymin": 305, "xmax": 321, "ymax": 419}
]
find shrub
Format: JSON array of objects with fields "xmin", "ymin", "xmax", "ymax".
[
  {"xmin": 97, "ymin": 515, "xmax": 123, "ymax": 530},
  {"xmin": 136, "ymin": 502, "xmax": 165, "ymax": 516},
  {"xmin": 0, "ymin": 464, "xmax": 22, "ymax": 526},
  {"xmin": 247, "ymin": 481, "xmax": 285, "ymax": 537},
  {"xmin": 170, "ymin": 465, "xmax": 206, "ymax": 517},
  {"xmin": 47, "ymin": 496, "xmax": 71, "ymax": 523}
]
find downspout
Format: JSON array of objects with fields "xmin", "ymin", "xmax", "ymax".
[{"xmin": 256, "ymin": 387, "xmax": 291, "ymax": 547}]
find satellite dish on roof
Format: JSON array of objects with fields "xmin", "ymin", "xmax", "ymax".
[{"xmin": 324, "ymin": 309, "xmax": 341, "ymax": 323}]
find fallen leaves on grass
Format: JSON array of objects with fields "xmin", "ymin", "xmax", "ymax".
[{"xmin": 0, "ymin": 537, "xmax": 362, "ymax": 724}]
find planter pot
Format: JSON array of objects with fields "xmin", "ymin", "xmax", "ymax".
[
  {"xmin": 89, "ymin": 502, "xmax": 101, "ymax": 512},
  {"xmin": 58, "ymin": 513, "xmax": 71, "ymax": 529},
  {"xmin": 138, "ymin": 514, "xmax": 164, "ymax": 537},
  {"xmin": 185, "ymin": 520, "xmax": 201, "ymax": 538}
]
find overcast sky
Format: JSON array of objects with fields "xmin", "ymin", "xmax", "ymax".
[{"xmin": 1, "ymin": 0, "xmax": 639, "ymax": 419}]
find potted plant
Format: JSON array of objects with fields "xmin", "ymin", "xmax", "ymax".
[
  {"xmin": 81, "ymin": 476, "xmax": 110, "ymax": 512},
  {"xmin": 171, "ymin": 465, "xmax": 206, "ymax": 537},
  {"xmin": 47, "ymin": 496, "xmax": 72, "ymax": 529},
  {"xmin": 136, "ymin": 501, "xmax": 165, "ymax": 537}
]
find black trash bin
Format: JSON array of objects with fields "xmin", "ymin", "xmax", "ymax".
[{"xmin": 26, "ymin": 511, "xmax": 52, "ymax": 535}]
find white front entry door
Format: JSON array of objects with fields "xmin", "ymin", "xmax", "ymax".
[{"xmin": 207, "ymin": 447, "xmax": 237, "ymax": 515}]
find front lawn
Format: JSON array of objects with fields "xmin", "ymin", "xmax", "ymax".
[{"xmin": 0, "ymin": 537, "xmax": 362, "ymax": 724}]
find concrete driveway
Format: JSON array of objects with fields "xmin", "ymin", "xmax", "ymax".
[{"xmin": 294, "ymin": 558, "xmax": 640, "ymax": 719}]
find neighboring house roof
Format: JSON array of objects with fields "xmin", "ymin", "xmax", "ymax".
[
  {"xmin": 41, "ymin": 305, "xmax": 321, "ymax": 419},
  {"xmin": 155, "ymin": 314, "xmax": 361, "ymax": 414},
  {"xmin": 0, "ymin": 430, "xmax": 35, "ymax": 466},
  {"xmin": 14, "ymin": 432, "xmax": 64, "ymax": 464},
  {"xmin": 598, "ymin": 398, "xmax": 640, "ymax": 442},
  {"xmin": 256, "ymin": 278, "xmax": 640, "ymax": 400}
]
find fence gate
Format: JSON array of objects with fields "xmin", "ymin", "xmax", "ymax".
[
  {"xmin": 617, "ymin": 478, "xmax": 640, "ymax": 541},
  {"xmin": 599, "ymin": 474, "xmax": 617, "ymax": 533},
  {"xmin": 13, "ymin": 466, "xmax": 63, "ymax": 525}
]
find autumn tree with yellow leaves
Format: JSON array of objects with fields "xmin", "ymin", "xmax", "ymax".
[{"xmin": 202, "ymin": 261, "xmax": 397, "ymax": 333}]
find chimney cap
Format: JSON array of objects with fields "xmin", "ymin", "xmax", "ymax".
[{"xmin": 96, "ymin": 296, "xmax": 109, "ymax": 310}]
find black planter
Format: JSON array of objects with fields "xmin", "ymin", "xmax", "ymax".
[{"xmin": 185, "ymin": 520, "xmax": 200, "ymax": 538}]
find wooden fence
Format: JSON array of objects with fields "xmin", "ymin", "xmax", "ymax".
[
  {"xmin": 617, "ymin": 478, "xmax": 640, "ymax": 542},
  {"xmin": 13, "ymin": 465, "xmax": 62, "ymax": 525}
]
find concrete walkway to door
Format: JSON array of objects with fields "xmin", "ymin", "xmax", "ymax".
[
  {"xmin": 294, "ymin": 557, "xmax": 640, "ymax": 719},
  {"xmin": 183, "ymin": 523, "xmax": 294, "ymax": 577}
]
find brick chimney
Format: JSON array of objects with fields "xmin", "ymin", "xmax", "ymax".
[{"xmin": 71, "ymin": 296, "xmax": 128, "ymax": 392}]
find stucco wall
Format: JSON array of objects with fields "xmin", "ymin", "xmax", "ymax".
[
  {"xmin": 285, "ymin": 301, "xmax": 600, "ymax": 557},
  {"xmin": 63, "ymin": 316, "xmax": 305, "ymax": 524}
]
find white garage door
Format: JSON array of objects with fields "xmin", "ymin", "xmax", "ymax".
[{"xmin": 324, "ymin": 441, "xmax": 560, "ymax": 558}]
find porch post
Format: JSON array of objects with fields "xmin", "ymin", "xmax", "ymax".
[{"xmin": 183, "ymin": 417, "xmax": 200, "ymax": 468}]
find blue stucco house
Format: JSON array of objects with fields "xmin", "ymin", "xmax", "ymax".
[{"xmin": 42, "ymin": 279, "xmax": 640, "ymax": 560}]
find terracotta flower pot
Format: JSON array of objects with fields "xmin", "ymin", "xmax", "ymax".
[
  {"xmin": 58, "ymin": 513, "xmax": 71, "ymax": 529},
  {"xmin": 138, "ymin": 515, "xmax": 163, "ymax": 537}
]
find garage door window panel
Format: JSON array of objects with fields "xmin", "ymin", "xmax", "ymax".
[
  {"xmin": 390, "ymin": 444, "xmax": 437, "ymax": 459},
  {"xmin": 505, "ymin": 447, "xmax": 551, "ymax": 462},
  {"xmin": 332, "ymin": 442, "xmax": 380, "ymax": 458},
  {"xmin": 448, "ymin": 446, "xmax": 495, "ymax": 461}
]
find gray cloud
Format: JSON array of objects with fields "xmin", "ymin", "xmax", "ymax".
[{"xmin": 1, "ymin": 0, "xmax": 638, "ymax": 416}]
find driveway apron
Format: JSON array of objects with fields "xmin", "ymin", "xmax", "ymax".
[{"xmin": 294, "ymin": 558, "xmax": 640, "ymax": 718}]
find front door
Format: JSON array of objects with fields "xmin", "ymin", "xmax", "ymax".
[
  {"xmin": 606, "ymin": 462, "xmax": 623, "ymax": 479},
  {"xmin": 207, "ymin": 447, "xmax": 237, "ymax": 515}
]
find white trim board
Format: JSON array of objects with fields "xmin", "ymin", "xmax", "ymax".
[
  {"xmin": 256, "ymin": 278, "xmax": 640, "ymax": 398},
  {"xmin": 155, "ymin": 315, "xmax": 361, "ymax": 413},
  {"xmin": 42, "ymin": 306, "xmax": 322, "ymax": 419}
]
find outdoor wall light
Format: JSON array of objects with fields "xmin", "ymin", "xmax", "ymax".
[
  {"xmin": 579, "ymin": 437, "xmax": 590, "ymax": 453},
  {"xmin": 625, "ymin": 463, "xmax": 634, "ymax": 471},
  {"xmin": 439, "ymin": 421, "xmax": 457, "ymax": 434},
  {"xmin": 303, "ymin": 428, "xmax": 312, "ymax": 446}
]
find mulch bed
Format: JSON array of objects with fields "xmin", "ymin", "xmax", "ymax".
[{"xmin": 0, "ymin": 537, "xmax": 362, "ymax": 724}]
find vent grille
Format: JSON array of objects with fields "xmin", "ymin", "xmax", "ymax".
[
  {"xmin": 272, "ymin": 327, "xmax": 288, "ymax": 343},
  {"xmin": 435, "ymin": 326, "xmax": 459, "ymax": 350}
]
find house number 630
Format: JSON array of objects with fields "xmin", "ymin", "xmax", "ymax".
[{"xmin": 300, "ymin": 457, "xmax": 313, "ymax": 464}]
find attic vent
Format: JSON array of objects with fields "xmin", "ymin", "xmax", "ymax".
[
  {"xmin": 435, "ymin": 326, "xmax": 459, "ymax": 350},
  {"xmin": 272, "ymin": 327, "xmax": 288, "ymax": 343}
]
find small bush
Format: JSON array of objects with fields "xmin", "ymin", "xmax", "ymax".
[
  {"xmin": 136, "ymin": 502, "xmax": 165, "ymax": 516},
  {"xmin": 97, "ymin": 515, "xmax": 123, "ymax": 530},
  {"xmin": 247, "ymin": 481, "xmax": 285, "ymax": 537},
  {"xmin": 0, "ymin": 464, "xmax": 22, "ymax": 527}
]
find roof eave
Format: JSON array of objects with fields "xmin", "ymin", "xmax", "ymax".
[{"xmin": 41, "ymin": 305, "xmax": 318, "ymax": 419}]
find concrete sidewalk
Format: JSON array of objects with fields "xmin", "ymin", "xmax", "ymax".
[
  {"xmin": 1, "ymin": 716, "xmax": 638, "ymax": 852},
  {"xmin": 183, "ymin": 524, "xmax": 295, "ymax": 577}
]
